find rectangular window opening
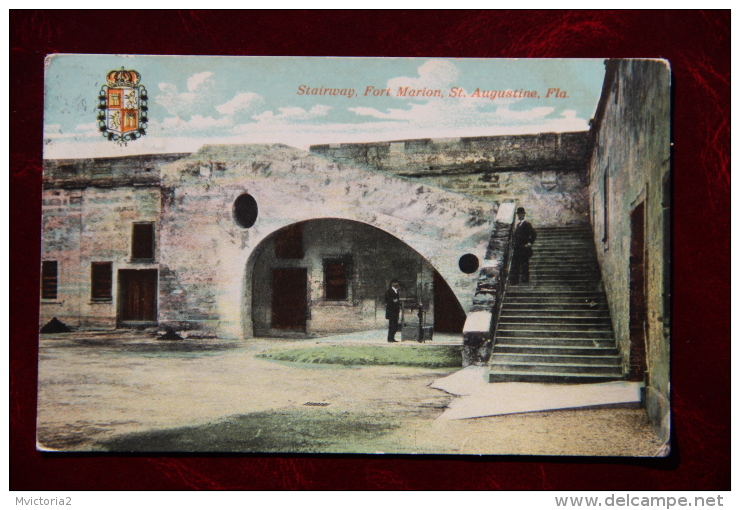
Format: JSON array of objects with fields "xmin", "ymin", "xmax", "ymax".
[
  {"xmin": 91, "ymin": 262, "xmax": 113, "ymax": 300},
  {"xmin": 41, "ymin": 261, "xmax": 58, "ymax": 300},
  {"xmin": 324, "ymin": 257, "xmax": 351, "ymax": 300},
  {"xmin": 132, "ymin": 222, "xmax": 155, "ymax": 260}
]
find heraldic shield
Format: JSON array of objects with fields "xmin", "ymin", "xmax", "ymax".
[{"xmin": 97, "ymin": 67, "xmax": 148, "ymax": 144}]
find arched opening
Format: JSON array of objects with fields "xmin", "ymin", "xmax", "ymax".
[{"xmin": 246, "ymin": 218, "xmax": 466, "ymax": 338}]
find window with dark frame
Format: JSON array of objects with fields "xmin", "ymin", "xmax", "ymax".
[
  {"xmin": 41, "ymin": 261, "xmax": 58, "ymax": 300},
  {"xmin": 91, "ymin": 262, "xmax": 113, "ymax": 300},
  {"xmin": 132, "ymin": 222, "xmax": 155, "ymax": 260},
  {"xmin": 324, "ymin": 257, "xmax": 350, "ymax": 300}
]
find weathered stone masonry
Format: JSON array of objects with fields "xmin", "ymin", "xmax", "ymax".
[
  {"xmin": 588, "ymin": 59, "xmax": 671, "ymax": 442},
  {"xmin": 41, "ymin": 132, "xmax": 597, "ymax": 339},
  {"xmin": 157, "ymin": 144, "xmax": 495, "ymax": 339},
  {"xmin": 311, "ymin": 132, "xmax": 591, "ymax": 227},
  {"xmin": 40, "ymin": 154, "xmax": 187, "ymax": 329},
  {"xmin": 41, "ymin": 145, "xmax": 497, "ymax": 339}
]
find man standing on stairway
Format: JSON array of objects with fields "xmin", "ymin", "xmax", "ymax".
[
  {"xmin": 510, "ymin": 207, "xmax": 537, "ymax": 285},
  {"xmin": 385, "ymin": 279, "xmax": 401, "ymax": 342}
]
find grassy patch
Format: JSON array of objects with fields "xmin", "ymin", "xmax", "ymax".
[{"xmin": 257, "ymin": 344, "xmax": 461, "ymax": 368}]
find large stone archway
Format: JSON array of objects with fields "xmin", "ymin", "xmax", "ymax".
[{"xmin": 158, "ymin": 144, "xmax": 495, "ymax": 339}]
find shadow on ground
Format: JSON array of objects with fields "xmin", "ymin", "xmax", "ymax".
[{"xmin": 95, "ymin": 408, "xmax": 401, "ymax": 453}]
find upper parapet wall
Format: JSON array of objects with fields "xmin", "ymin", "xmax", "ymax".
[
  {"xmin": 43, "ymin": 153, "xmax": 190, "ymax": 189},
  {"xmin": 310, "ymin": 132, "xmax": 590, "ymax": 176}
]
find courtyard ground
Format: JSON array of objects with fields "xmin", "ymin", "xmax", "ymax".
[{"xmin": 36, "ymin": 330, "xmax": 665, "ymax": 456}]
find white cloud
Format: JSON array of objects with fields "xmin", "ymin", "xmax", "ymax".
[
  {"xmin": 187, "ymin": 72, "xmax": 213, "ymax": 92},
  {"xmin": 155, "ymin": 115, "xmax": 233, "ymax": 134},
  {"xmin": 156, "ymin": 71, "xmax": 219, "ymax": 119},
  {"xmin": 43, "ymin": 122, "xmax": 100, "ymax": 140},
  {"xmin": 387, "ymin": 59, "xmax": 459, "ymax": 92},
  {"xmin": 74, "ymin": 121, "xmax": 99, "ymax": 132},
  {"xmin": 252, "ymin": 105, "xmax": 331, "ymax": 123},
  {"xmin": 216, "ymin": 92, "xmax": 262, "ymax": 116},
  {"xmin": 348, "ymin": 106, "xmax": 410, "ymax": 120},
  {"xmin": 494, "ymin": 106, "xmax": 555, "ymax": 121}
]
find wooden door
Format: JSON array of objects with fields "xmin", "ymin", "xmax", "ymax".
[
  {"xmin": 271, "ymin": 268, "xmax": 307, "ymax": 331},
  {"xmin": 118, "ymin": 269, "xmax": 158, "ymax": 323},
  {"xmin": 629, "ymin": 202, "xmax": 648, "ymax": 381}
]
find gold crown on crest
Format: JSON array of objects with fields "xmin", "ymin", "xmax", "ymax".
[{"xmin": 106, "ymin": 67, "xmax": 141, "ymax": 87}]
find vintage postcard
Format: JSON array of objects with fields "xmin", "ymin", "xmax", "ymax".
[{"xmin": 38, "ymin": 55, "xmax": 670, "ymax": 455}]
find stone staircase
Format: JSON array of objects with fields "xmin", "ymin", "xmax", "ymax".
[{"xmin": 488, "ymin": 226, "xmax": 624, "ymax": 383}]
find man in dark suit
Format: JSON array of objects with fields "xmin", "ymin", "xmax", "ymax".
[
  {"xmin": 510, "ymin": 207, "xmax": 537, "ymax": 285},
  {"xmin": 385, "ymin": 279, "xmax": 401, "ymax": 342}
]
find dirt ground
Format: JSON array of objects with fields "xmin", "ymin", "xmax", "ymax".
[{"xmin": 36, "ymin": 330, "xmax": 665, "ymax": 456}]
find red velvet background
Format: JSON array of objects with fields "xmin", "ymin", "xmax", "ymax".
[{"xmin": 10, "ymin": 10, "xmax": 730, "ymax": 490}]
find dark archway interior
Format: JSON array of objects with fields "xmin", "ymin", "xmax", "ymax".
[
  {"xmin": 433, "ymin": 269, "xmax": 467, "ymax": 333},
  {"xmin": 249, "ymin": 218, "xmax": 467, "ymax": 337}
]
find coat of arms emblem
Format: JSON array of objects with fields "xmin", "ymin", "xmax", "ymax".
[{"xmin": 97, "ymin": 67, "xmax": 148, "ymax": 144}]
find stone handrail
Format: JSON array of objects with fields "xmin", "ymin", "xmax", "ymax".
[{"xmin": 461, "ymin": 202, "xmax": 517, "ymax": 366}]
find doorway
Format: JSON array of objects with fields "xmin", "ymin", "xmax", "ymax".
[
  {"xmin": 629, "ymin": 202, "xmax": 648, "ymax": 381},
  {"xmin": 433, "ymin": 269, "xmax": 467, "ymax": 333},
  {"xmin": 271, "ymin": 268, "xmax": 308, "ymax": 331},
  {"xmin": 118, "ymin": 269, "xmax": 158, "ymax": 324}
]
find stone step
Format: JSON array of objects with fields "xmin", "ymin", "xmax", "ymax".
[
  {"xmin": 499, "ymin": 316, "xmax": 612, "ymax": 325},
  {"xmin": 497, "ymin": 328, "xmax": 614, "ymax": 338},
  {"xmin": 501, "ymin": 307, "xmax": 610, "ymax": 315},
  {"xmin": 535, "ymin": 246, "xmax": 593, "ymax": 250},
  {"xmin": 498, "ymin": 319, "xmax": 612, "ymax": 336},
  {"xmin": 532, "ymin": 242, "xmax": 593, "ymax": 246},
  {"xmin": 527, "ymin": 272, "xmax": 599, "ymax": 277},
  {"xmin": 529, "ymin": 253, "xmax": 596, "ymax": 256},
  {"xmin": 494, "ymin": 336, "xmax": 618, "ymax": 347},
  {"xmin": 536, "ymin": 240, "xmax": 593, "ymax": 245},
  {"xmin": 530, "ymin": 271, "xmax": 600, "ymax": 276},
  {"xmin": 522, "ymin": 280, "xmax": 601, "ymax": 284},
  {"xmin": 526, "ymin": 279, "xmax": 601, "ymax": 284},
  {"xmin": 535, "ymin": 242, "xmax": 593, "ymax": 247},
  {"xmin": 488, "ymin": 361, "xmax": 623, "ymax": 375},
  {"xmin": 503, "ymin": 301, "xmax": 607, "ymax": 308},
  {"xmin": 506, "ymin": 290, "xmax": 605, "ymax": 297},
  {"xmin": 529, "ymin": 253, "xmax": 598, "ymax": 262},
  {"xmin": 510, "ymin": 279, "xmax": 601, "ymax": 284},
  {"xmin": 494, "ymin": 344, "xmax": 619, "ymax": 356},
  {"xmin": 508, "ymin": 285, "xmax": 604, "ymax": 292},
  {"xmin": 529, "ymin": 272, "xmax": 601, "ymax": 277},
  {"xmin": 527, "ymin": 275, "xmax": 601, "ymax": 281},
  {"xmin": 531, "ymin": 252, "xmax": 597, "ymax": 258},
  {"xmin": 530, "ymin": 262, "xmax": 599, "ymax": 268},
  {"xmin": 488, "ymin": 371, "xmax": 623, "ymax": 384},
  {"xmin": 516, "ymin": 268, "xmax": 599, "ymax": 273},
  {"xmin": 490, "ymin": 353, "xmax": 622, "ymax": 365},
  {"xmin": 502, "ymin": 303, "xmax": 609, "ymax": 311},
  {"xmin": 531, "ymin": 247, "xmax": 596, "ymax": 252},
  {"xmin": 537, "ymin": 230, "xmax": 591, "ymax": 234}
]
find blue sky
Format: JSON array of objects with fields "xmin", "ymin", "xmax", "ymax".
[{"xmin": 43, "ymin": 55, "xmax": 606, "ymax": 159}]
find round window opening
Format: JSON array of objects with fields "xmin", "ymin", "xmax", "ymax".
[
  {"xmin": 233, "ymin": 193, "xmax": 258, "ymax": 228},
  {"xmin": 458, "ymin": 254, "xmax": 479, "ymax": 274}
]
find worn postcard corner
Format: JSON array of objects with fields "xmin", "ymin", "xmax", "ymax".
[{"xmin": 38, "ymin": 55, "xmax": 671, "ymax": 456}]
